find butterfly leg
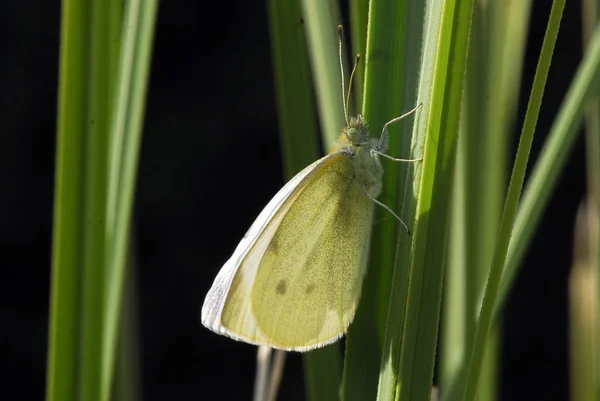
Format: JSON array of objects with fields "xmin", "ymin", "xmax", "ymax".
[
  {"xmin": 371, "ymin": 150, "xmax": 422, "ymax": 163},
  {"xmin": 364, "ymin": 192, "xmax": 411, "ymax": 235},
  {"xmin": 377, "ymin": 103, "xmax": 423, "ymax": 150}
]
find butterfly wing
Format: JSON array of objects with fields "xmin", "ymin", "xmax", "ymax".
[{"xmin": 202, "ymin": 153, "xmax": 375, "ymax": 351}]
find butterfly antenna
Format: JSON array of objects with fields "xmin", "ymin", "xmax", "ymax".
[
  {"xmin": 346, "ymin": 54, "xmax": 360, "ymax": 121},
  {"xmin": 338, "ymin": 25, "xmax": 348, "ymax": 124}
]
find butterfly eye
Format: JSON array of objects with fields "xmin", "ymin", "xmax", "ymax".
[{"xmin": 346, "ymin": 127, "xmax": 361, "ymax": 143}]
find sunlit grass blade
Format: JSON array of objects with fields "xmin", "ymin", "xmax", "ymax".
[
  {"xmin": 268, "ymin": 0, "xmax": 321, "ymax": 176},
  {"xmin": 388, "ymin": 0, "xmax": 474, "ymax": 400},
  {"xmin": 460, "ymin": 1, "xmax": 566, "ymax": 400},
  {"xmin": 268, "ymin": 1, "xmax": 341, "ymax": 400},
  {"xmin": 300, "ymin": 0, "xmax": 344, "ymax": 147},
  {"xmin": 340, "ymin": 0, "xmax": 427, "ymax": 399}
]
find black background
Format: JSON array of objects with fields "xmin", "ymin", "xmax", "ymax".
[{"xmin": 2, "ymin": 1, "xmax": 585, "ymax": 400}]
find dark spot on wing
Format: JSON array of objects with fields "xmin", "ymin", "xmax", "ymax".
[
  {"xmin": 306, "ymin": 283, "xmax": 315, "ymax": 295},
  {"xmin": 269, "ymin": 237, "xmax": 279, "ymax": 254},
  {"xmin": 276, "ymin": 280, "xmax": 287, "ymax": 295}
]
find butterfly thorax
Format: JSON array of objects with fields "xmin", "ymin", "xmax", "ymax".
[{"xmin": 333, "ymin": 115, "xmax": 384, "ymax": 198}]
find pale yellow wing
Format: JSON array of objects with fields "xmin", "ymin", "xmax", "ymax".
[
  {"xmin": 220, "ymin": 154, "xmax": 375, "ymax": 351},
  {"xmin": 201, "ymin": 155, "xmax": 328, "ymax": 336}
]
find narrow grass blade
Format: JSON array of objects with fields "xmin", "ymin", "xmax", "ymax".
[
  {"xmin": 47, "ymin": 0, "xmax": 121, "ymax": 399},
  {"xmin": 268, "ymin": 0, "xmax": 321, "ymax": 175},
  {"xmin": 349, "ymin": 0, "xmax": 369, "ymax": 109},
  {"xmin": 268, "ymin": 1, "xmax": 342, "ymax": 400},
  {"xmin": 301, "ymin": 0, "xmax": 345, "ymax": 146},
  {"xmin": 47, "ymin": 2, "xmax": 90, "ymax": 399},
  {"xmin": 580, "ymin": 0, "xmax": 600, "ymax": 395},
  {"xmin": 496, "ymin": 11, "xmax": 600, "ymax": 319},
  {"xmin": 102, "ymin": 1, "xmax": 159, "ymax": 399},
  {"xmin": 461, "ymin": 1, "xmax": 566, "ymax": 400},
  {"xmin": 569, "ymin": 204, "xmax": 598, "ymax": 401},
  {"xmin": 79, "ymin": 1, "xmax": 118, "ymax": 398}
]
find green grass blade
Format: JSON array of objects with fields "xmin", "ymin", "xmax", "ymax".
[
  {"xmin": 569, "ymin": 205, "xmax": 597, "ymax": 401},
  {"xmin": 303, "ymin": 348, "xmax": 343, "ymax": 401},
  {"xmin": 441, "ymin": 2, "xmax": 531, "ymax": 401},
  {"xmin": 268, "ymin": 1, "xmax": 342, "ymax": 400},
  {"xmin": 467, "ymin": 4, "xmax": 531, "ymax": 401},
  {"xmin": 391, "ymin": 0, "xmax": 474, "ymax": 399},
  {"xmin": 47, "ymin": 0, "xmax": 122, "ymax": 399},
  {"xmin": 496, "ymin": 11, "xmax": 600, "ymax": 319},
  {"xmin": 102, "ymin": 1, "xmax": 159, "ymax": 399},
  {"xmin": 79, "ymin": 0, "xmax": 112, "ymax": 397},
  {"xmin": 461, "ymin": 1, "xmax": 566, "ymax": 399},
  {"xmin": 47, "ymin": 1, "xmax": 89, "ymax": 399},
  {"xmin": 300, "ymin": 0, "xmax": 344, "ymax": 147},
  {"xmin": 349, "ymin": 0, "xmax": 368, "ymax": 109},
  {"xmin": 268, "ymin": 0, "xmax": 321, "ymax": 176},
  {"xmin": 580, "ymin": 1, "xmax": 600, "ymax": 397},
  {"xmin": 340, "ymin": 0, "xmax": 427, "ymax": 399}
]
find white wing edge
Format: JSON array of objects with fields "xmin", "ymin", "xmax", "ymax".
[{"xmin": 200, "ymin": 154, "xmax": 337, "ymax": 348}]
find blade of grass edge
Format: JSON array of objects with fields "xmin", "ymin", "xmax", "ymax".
[
  {"xmin": 461, "ymin": 1, "xmax": 566, "ymax": 400},
  {"xmin": 113, "ymin": 245, "xmax": 141, "ymax": 401}
]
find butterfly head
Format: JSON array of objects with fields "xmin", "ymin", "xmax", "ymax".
[{"xmin": 343, "ymin": 115, "xmax": 369, "ymax": 146}]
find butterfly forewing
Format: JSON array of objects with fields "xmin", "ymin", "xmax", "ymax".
[
  {"xmin": 201, "ymin": 156, "xmax": 329, "ymax": 333},
  {"xmin": 220, "ymin": 154, "xmax": 375, "ymax": 350}
]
